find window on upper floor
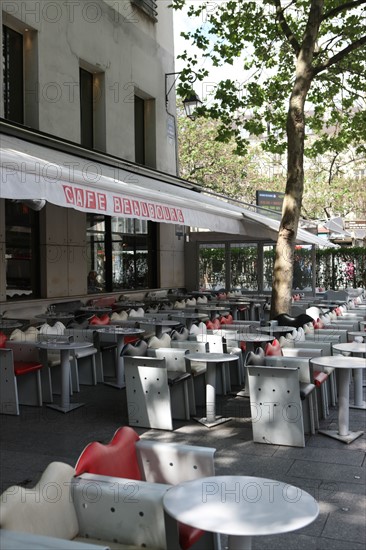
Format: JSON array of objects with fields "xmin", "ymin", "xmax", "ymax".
[
  {"xmin": 79, "ymin": 66, "xmax": 106, "ymax": 151},
  {"xmin": 80, "ymin": 68, "xmax": 94, "ymax": 148},
  {"xmin": 131, "ymin": 0, "xmax": 158, "ymax": 21},
  {"xmin": 134, "ymin": 94, "xmax": 156, "ymax": 168},
  {"xmin": 2, "ymin": 25, "xmax": 24, "ymax": 123},
  {"xmin": 2, "ymin": 20, "xmax": 39, "ymax": 128}
]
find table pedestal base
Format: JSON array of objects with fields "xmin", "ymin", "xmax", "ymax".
[
  {"xmin": 230, "ymin": 388, "xmax": 249, "ymax": 398},
  {"xmin": 228, "ymin": 534, "xmax": 252, "ymax": 550},
  {"xmin": 47, "ymin": 402, "xmax": 84, "ymax": 413},
  {"xmin": 194, "ymin": 415, "xmax": 232, "ymax": 428},
  {"xmin": 349, "ymin": 401, "xmax": 366, "ymax": 410},
  {"xmin": 318, "ymin": 428, "xmax": 364, "ymax": 444},
  {"xmin": 104, "ymin": 379, "xmax": 125, "ymax": 389}
]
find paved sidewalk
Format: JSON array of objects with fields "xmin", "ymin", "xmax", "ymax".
[{"xmin": 1, "ymin": 381, "xmax": 365, "ymax": 549}]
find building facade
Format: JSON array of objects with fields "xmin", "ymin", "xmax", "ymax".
[{"xmin": 0, "ymin": 0, "xmax": 185, "ymax": 304}]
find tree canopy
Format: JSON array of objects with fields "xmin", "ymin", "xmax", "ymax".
[{"xmin": 173, "ymin": 0, "xmax": 366, "ymax": 315}]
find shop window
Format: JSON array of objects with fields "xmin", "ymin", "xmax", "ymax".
[
  {"xmin": 87, "ymin": 214, "xmax": 157, "ymax": 293},
  {"xmin": 263, "ymin": 245, "xmax": 275, "ymax": 291},
  {"xmin": 230, "ymin": 243, "xmax": 259, "ymax": 291},
  {"xmin": 2, "ymin": 25, "xmax": 23, "ymax": 123},
  {"xmin": 198, "ymin": 244, "xmax": 226, "ymax": 291},
  {"xmin": 5, "ymin": 200, "xmax": 40, "ymax": 300}
]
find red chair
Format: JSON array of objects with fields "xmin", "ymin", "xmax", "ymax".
[
  {"xmin": 313, "ymin": 318, "xmax": 325, "ymax": 329},
  {"xmin": 219, "ymin": 314, "xmax": 233, "ymax": 325},
  {"xmin": 265, "ymin": 338, "xmax": 282, "ymax": 356},
  {"xmin": 0, "ymin": 344, "xmax": 43, "ymax": 415},
  {"xmin": 75, "ymin": 426, "xmax": 218, "ymax": 550},
  {"xmin": 89, "ymin": 314, "xmax": 110, "ymax": 326},
  {"xmin": 0, "ymin": 331, "xmax": 8, "ymax": 348}
]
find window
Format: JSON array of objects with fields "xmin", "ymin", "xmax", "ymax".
[
  {"xmin": 2, "ymin": 25, "xmax": 23, "ymax": 123},
  {"xmin": 134, "ymin": 95, "xmax": 156, "ymax": 168},
  {"xmin": 230, "ymin": 243, "xmax": 258, "ymax": 291},
  {"xmin": 79, "ymin": 66, "xmax": 106, "ymax": 150},
  {"xmin": 5, "ymin": 200, "xmax": 40, "ymax": 300},
  {"xmin": 80, "ymin": 68, "xmax": 94, "ymax": 148},
  {"xmin": 87, "ymin": 214, "xmax": 157, "ymax": 293},
  {"xmin": 198, "ymin": 244, "xmax": 226, "ymax": 291},
  {"xmin": 131, "ymin": 0, "xmax": 158, "ymax": 20},
  {"xmin": 134, "ymin": 96, "xmax": 145, "ymax": 165}
]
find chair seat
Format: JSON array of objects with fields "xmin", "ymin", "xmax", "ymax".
[
  {"xmin": 168, "ymin": 372, "xmax": 191, "ymax": 386},
  {"xmin": 313, "ymin": 371, "xmax": 328, "ymax": 386},
  {"xmin": 299, "ymin": 382, "xmax": 315, "ymax": 400},
  {"xmin": 74, "ymin": 347, "xmax": 97, "ymax": 359},
  {"xmin": 100, "ymin": 343, "xmax": 117, "ymax": 351},
  {"xmin": 178, "ymin": 523, "xmax": 205, "ymax": 550},
  {"xmin": 190, "ymin": 364, "xmax": 207, "ymax": 376},
  {"xmin": 14, "ymin": 361, "xmax": 43, "ymax": 376}
]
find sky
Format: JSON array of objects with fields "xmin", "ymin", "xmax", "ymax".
[{"xmin": 172, "ymin": 2, "xmax": 247, "ymax": 105}]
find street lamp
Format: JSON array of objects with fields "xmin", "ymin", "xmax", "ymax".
[{"xmin": 165, "ymin": 71, "xmax": 202, "ymax": 120}]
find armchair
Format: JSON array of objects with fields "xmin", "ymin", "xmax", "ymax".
[
  {"xmin": 0, "ymin": 460, "xmax": 171, "ymax": 549},
  {"xmin": 74, "ymin": 426, "xmax": 220, "ymax": 550}
]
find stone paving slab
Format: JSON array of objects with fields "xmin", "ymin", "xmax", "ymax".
[
  {"xmin": 274, "ymin": 445, "xmax": 365, "ymax": 465},
  {"xmin": 288, "ymin": 458, "xmax": 366, "ymax": 484}
]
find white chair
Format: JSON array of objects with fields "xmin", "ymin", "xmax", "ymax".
[
  {"xmin": 124, "ymin": 356, "xmax": 192, "ymax": 430},
  {"xmin": 0, "ymin": 345, "xmax": 43, "ymax": 415},
  {"xmin": 148, "ymin": 347, "xmax": 196, "ymax": 416},
  {"xmin": 248, "ymin": 366, "xmax": 307, "ymax": 447},
  {"xmin": 0, "ymin": 461, "xmax": 173, "ymax": 549}
]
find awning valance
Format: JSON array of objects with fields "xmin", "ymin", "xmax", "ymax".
[{"xmin": 0, "ymin": 132, "xmax": 335, "ymax": 247}]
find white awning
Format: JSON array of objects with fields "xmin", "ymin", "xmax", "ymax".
[{"xmin": 0, "ymin": 132, "xmax": 335, "ymax": 247}]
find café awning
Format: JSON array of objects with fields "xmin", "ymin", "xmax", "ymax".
[{"xmin": 0, "ymin": 130, "xmax": 334, "ymax": 247}]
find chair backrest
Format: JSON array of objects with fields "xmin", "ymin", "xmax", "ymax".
[
  {"xmin": 136, "ymin": 439, "xmax": 216, "ymax": 485},
  {"xmin": 124, "ymin": 356, "xmax": 172, "ymax": 430},
  {"xmin": 324, "ymin": 290, "xmax": 349, "ymax": 301},
  {"xmin": 0, "ymin": 462, "xmax": 78, "ymax": 539},
  {"xmin": 75, "ymin": 426, "xmax": 142, "ymax": 479},
  {"xmin": 247, "ymin": 366, "xmax": 305, "ymax": 447},
  {"xmin": 293, "ymin": 341, "xmax": 332, "ymax": 355},
  {"xmin": 73, "ymin": 473, "xmax": 170, "ymax": 550},
  {"xmin": 148, "ymin": 333, "xmax": 171, "ymax": 349},
  {"xmin": 5, "ymin": 341, "xmax": 40, "ymax": 362},
  {"xmin": 8, "ymin": 328, "xmax": 39, "ymax": 342},
  {"xmin": 306, "ymin": 306, "xmax": 322, "ymax": 320},
  {"xmin": 0, "ymin": 349, "xmax": 19, "ymax": 414},
  {"xmin": 171, "ymin": 341, "xmax": 208, "ymax": 353},
  {"xmin": 282, "ymin": 347, "xmax": 323, "ymax": 358},
  {"xmin": 311, "ymin": 329, "xmax": 348, "ymax": 342},
  {"xmin": 196, "ymin": 334, "xmax": 224, "ymax": 353},
  {"xmin": 170, "ymin": 326, "xmax": 190, "ymax": 341},
  {"xmin": 65, "ymin": 328, "xmax": 94, "ymax": 343},
  {"xmin": 265, "ymin": 355, "xmax": 312, "ymax": 384},
  {"xmin": 128, "ymin": 307, "xmax": 145, "ymax": 318},
  {"xmin": 305, "ymin": 332, "xmax": 341, "ymax": 343},
  {"xmin": 148, "ymin": 348, "xmax": 187, "ymax": 373},
  {"xmin": 121, "ymin": 339, "xmax": 148, "ymax": 356},
  {"xmin": 39, "ymin": 322, "xmax": 66, "ymax": 336}
]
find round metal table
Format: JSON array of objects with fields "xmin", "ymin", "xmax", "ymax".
[{"xmin": 163, "ymin": 475, "xmax": 319, "ymax": 550}]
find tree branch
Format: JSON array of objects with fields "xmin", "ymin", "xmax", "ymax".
[
  {"xmin": 314, "ymin": 35, "xmax": 366, "ymax": 75},
  {"xmin": 273, "ymin": 0, "xmax": 301, "ymax": 55},
  {"xmin": 322, "ymin": 0, "xmax": 366, "ymax": 21}
]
